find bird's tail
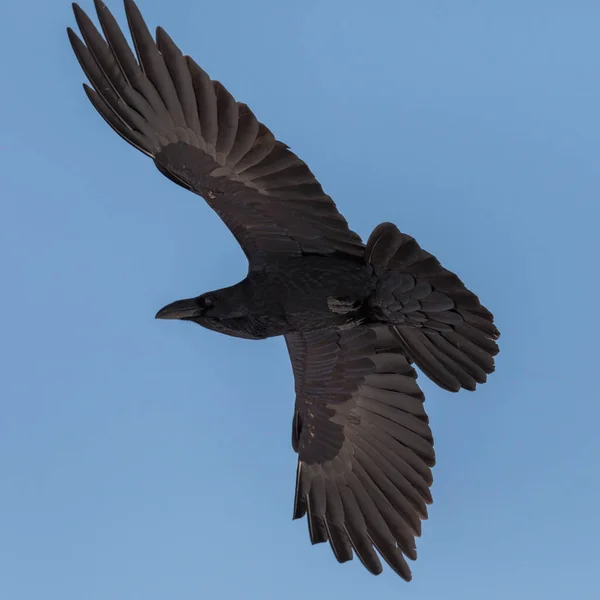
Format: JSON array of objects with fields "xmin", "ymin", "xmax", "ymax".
[{"xmin": 365, "ymin": 222, "xmax": 500, "ymax": 392}]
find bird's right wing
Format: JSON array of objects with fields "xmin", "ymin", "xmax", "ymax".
[
  {"xmin": 284, "ymin": 325, "xmax": 434, "ymax": 580},
  {"xmin": 68, "ymin": 0, "xmax": 365, "ymax": 267}
]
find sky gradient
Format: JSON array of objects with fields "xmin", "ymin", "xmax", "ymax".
[{"xmin": 2, "ymin": 1, "xmax": 599, "ymax": 598}]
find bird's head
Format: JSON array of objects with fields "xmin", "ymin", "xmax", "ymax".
[
  {"xmin": 155, "ymin": 293, "xmax": 219, "ymax": 322},
  {"xmin": 154, "ymin": 286, "xmax": 264, "ymax": 339}
]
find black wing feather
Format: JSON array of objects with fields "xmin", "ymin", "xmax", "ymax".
[
  {"xmin": 285, "ymin": 325, "xmax": 435, "ymax": 580},
  {"xmin": 69, "ymin": 0, "xmax": 364, "ymax": 266}
]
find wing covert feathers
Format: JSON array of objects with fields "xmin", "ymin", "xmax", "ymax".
[
  {"xmin": 285, "ymin": 326, "xmax": 434, "ymax": 580},
  {"xmin": 68, "ymin": 0, "xmax": 364, "ymax": 263}
]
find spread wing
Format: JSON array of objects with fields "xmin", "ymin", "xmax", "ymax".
[
  {"xmin": 285, "ymin": 325, "xmax": 435, "ymax": 580},
  {"xmin": 68, "ymin": 0, "xmax": 364, "ymax": 267}
]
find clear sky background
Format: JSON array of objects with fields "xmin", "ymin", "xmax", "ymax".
[{"xmin": 1, "ymin": 1, "xmax": 599, "ymax": 598}]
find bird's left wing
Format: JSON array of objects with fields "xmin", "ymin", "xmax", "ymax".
[
  {"xmin": 284, "ymin": 325, "xmax": 435, "ymax": 580},
  {"xmin": 68, "ymin": 0, "xmax": 364, "ymax": 267}
]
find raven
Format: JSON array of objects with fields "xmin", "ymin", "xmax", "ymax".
[{"xmin": 68, "ymin": 0, "xmax": 500, "ymax": 580}]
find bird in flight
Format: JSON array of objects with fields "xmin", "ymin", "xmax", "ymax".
[{"xmin": 68, "ymin": 0, "xmax": 500, "ymax": 580}]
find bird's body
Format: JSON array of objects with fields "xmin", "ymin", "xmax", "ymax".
[
  {"xmin": 246, "ymin": 254, "xmax": 375, "ymax": 336},
  {"xmin": 68, "ymin": 0, "xmax": 500, "ymax": 580},
  {"xmin": 180, "ymin": 254, "xmax": 375, "ymax": 340}
]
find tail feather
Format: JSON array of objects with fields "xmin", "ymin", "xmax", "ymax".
[
  {"xmin": 369, "ymin": 224, "xmax": 500, "ymax": 392},
  {"xmin": 365, "ymin": 222, "xmax": 403, "ymax": 272}
]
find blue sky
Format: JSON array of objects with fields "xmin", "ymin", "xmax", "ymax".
[{"xmin": 2, "ymin": 0, "xmax": 599, "ymax": 598}]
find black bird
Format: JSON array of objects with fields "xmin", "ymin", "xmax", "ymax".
[{"xmin": 68, "ymin": 0, "xmax": 500, "ymax": 580}]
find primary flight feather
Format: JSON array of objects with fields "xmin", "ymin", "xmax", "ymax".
[{"xmin": 67, "ymin": 0, "xmax": 500, "ymax": 580}]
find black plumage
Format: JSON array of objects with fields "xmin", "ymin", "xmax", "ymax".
[{"xmin": 67, "ymin": 0, "xmax": 500, "ymax": 580}]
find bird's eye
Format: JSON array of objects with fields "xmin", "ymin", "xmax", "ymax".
[{"xmin": 196, "ymin": 296, "xmax": 214, "ymax": 310}]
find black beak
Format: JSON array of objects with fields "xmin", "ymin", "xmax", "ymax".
[{"xmin": 155, "ymin": 298, "xmax": 200, "ymax": 320}]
